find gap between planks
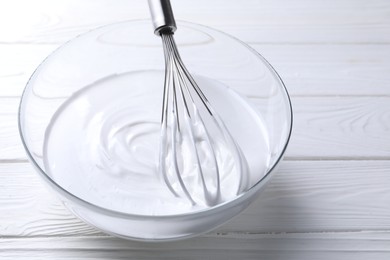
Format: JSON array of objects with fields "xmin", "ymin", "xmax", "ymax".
[
  {"xmin": 2, "ymin": 158, "xmax": 390, "ymax": 164},
  {"xmin": 1, "ymin": 0, "xmax": 390, "ymax": 44},
  {"xmin": 4, "ymin": 49, "xmax": 390, "ymax": 98},
  {"xmin": 1, "ymin": 42, "xmax": 390, "ymax": 46},
  {"xmin": 3, "ymin": 229, "xmax": 390, "ymax": 240},
  {"xmin": 1, "ymin": 44, "xmax": 390, "ymax": 97},
  {"xmin": 1, "ymin": 160, "xmax": 390, "ymax": 237},
  {"xmin": 1, "ymin": 231, "xmax": 390, "ymax": 260},
  {"xmin": 4, "ymin": 96, "xmax": 390, "ymax": 159}
]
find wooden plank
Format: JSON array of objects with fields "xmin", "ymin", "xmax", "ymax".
[
  {"xmin": 0, "ymin": 0, "xmax": 388, "ymax": 258},
  {"xmin": 1, "ymin": 161, "xmax": 390, "ymax": 237},
  {"xmin": 1, "ymin": 44, "xmax": 389, "ymax": 97},
  {"xmin": 5, "ymin": 96, "xmax": 390, "ymax": 160},
  {"xmin": 0, "ymin": 162, "xmax": 99, "ymax": 237},
  {"xmin": 0, "ymin": 99, "xmax": 25, "ymax": 160},
  {"xmin": 0, "ymin": 0, "xmax": 389, "ymax": 44},
  {"xmin": 289, "ymin": 96, "xmax": 390, "ymax": 159},
  {"xmin": 0, "ymin": 44, "xmax": 58, "ymax": 97},
  {"xmin": 255, "ymin": 44, "xmax": 390, "ymax": 96},
  {"xmin": 0, "ymin": 232, "xmax": 390, "ymax": 259},
  {"xmin": 225, "ymin": 160, "xmax": 390, "ymax": 232}
]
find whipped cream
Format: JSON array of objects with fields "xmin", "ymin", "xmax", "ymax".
[{"xmin": 43, "ymin": 71, "xmax": 270, "ymax": 215}]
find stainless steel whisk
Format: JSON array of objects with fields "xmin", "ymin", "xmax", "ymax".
[{"xmin": 148, "ymin": 0, "xmax": 248, "ymax": 206}]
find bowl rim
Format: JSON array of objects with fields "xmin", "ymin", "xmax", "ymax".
[{"xmin": 18, "ymin": 19, "xmax": 293, "ymax": 219}]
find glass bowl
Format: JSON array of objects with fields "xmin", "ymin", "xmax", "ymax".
[{"xmin": 18, "ymin": 20, "xmax": 292, "ymax": 241}]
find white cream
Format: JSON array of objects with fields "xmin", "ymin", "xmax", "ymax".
[{"xmin": 43, "ymin": 71, "xmax": 270, "ymax": 215}]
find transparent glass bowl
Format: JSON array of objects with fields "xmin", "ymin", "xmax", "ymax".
[{"xmin": 19, "ymin": 20, "xmax": 292, "ymax": 241}]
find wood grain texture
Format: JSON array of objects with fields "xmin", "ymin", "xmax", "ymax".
[
  {"xmin": 1, "ymin": 0, "xmax": 389, "ymax": 258},
  {"xmin": 256, "ymin": 44, "xmax": 390, "ymax": 96},
  {"xmin": 0, "ymin": 162, "xmax": 100, "ymax": 237},
  {"xmin": 0, "ymin": 44, "xmax": 58, "ymax": 97},
  {"xmin": 1, "ymin": 232, "xmax": 390, "ymax": 259},
  {"xmin": 4, "ymin": 96, "xmax": 390, "ymax": 160},
  {"xmin": 1, "ymin": 161, "xmax": 390, "ymax": 237},
  {"xmin": 0, "ymin": 0, "xmax": 389, "ymax": 44},
  {"xmin": 290, "ymin": 97, "xmax": 390, "ymax": 159},
  {"xmin": 0, "ymin": 99, "xmax": 25, "ymax": 160},
  {"xmin": 1, "ymin": 44, "xmax": 389, "ymax": 97}
]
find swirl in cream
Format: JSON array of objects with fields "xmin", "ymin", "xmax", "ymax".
[{"xmin": 43, "ymin": 71, "xmax": 269, "ymax": 215}]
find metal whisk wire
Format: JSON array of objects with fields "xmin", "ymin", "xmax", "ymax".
[
  {"xmin": 149, "ymin": 0, "xmax": 248, "ymax": 206},
  {"xmin": 160, "ymin": 33, "xmax": 221, "ymax": 205}
]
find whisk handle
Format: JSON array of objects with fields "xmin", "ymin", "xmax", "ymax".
[{"xmin": 148, "ymin": 0, "xmax": 177, "ymax": 35}]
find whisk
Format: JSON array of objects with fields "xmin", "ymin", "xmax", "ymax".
[{"xmin": 148, "ymin": 0, "xmax": 248, "ymax": 206}]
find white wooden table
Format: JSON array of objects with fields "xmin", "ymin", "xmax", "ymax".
[{"xmin": 1, "ymin": 0, "xmax": 389, "ymax": 259}]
